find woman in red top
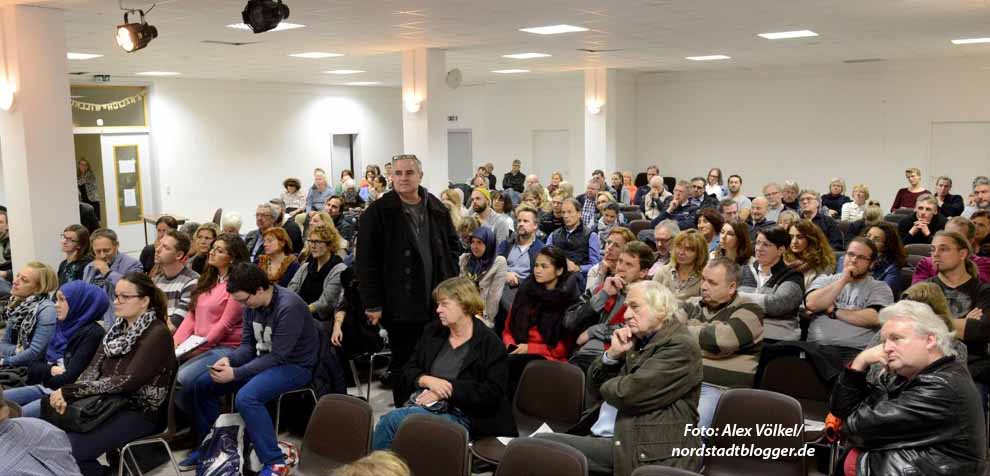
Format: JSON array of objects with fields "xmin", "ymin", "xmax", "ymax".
[
  {"xmin": 891, "ymin": 167, "xmax": 929, "ymax": 212},
  {"xmin": 503, "ymin": 246, "xmax": 581, "ymax": 361}
]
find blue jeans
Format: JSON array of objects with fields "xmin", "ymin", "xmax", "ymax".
[
  {"xmin": 190, "ymin": 364, "xmax": 311, "ymax": 466},
  {"xmin": 176, "ymin": 347, "xmax": 237, "ymax": 414},
  {"xmin": 698, "ymin": 383, "xmax": 723, "ymax": 432},
  {"xmin": 4, "ymin": 384, "xmax": 48, "ymax": 418},
  {"xmin": 372, "ymin": 406, "xmax": 471, "ymax": 450}
]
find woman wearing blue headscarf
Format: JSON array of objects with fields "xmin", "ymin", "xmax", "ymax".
[
  {"xmin": 5, "ymin": 281, "xmax": 108, "ymax": 417},
  {"xmin": 458, "ymin": 226, "xmax": 507, "ymax": 326}
]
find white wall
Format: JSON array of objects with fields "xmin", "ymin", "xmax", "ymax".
[
  {"xmin": 147, "ymin": 79, "xmax": 402, "ymax": 230},
  {"xmin": 446, "ymin": 74, "xmax": 586, "ymax": 185},
  {"xmin": 636, "ymin": 59, "xmax": 990, "ymax": 208}
]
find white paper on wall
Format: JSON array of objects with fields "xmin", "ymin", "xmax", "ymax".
[
  {"xmin": 119, "ymin": 160, "xmax": 136, "ymax": 174},
  {"xmin": 123, "ymin": 188, "xmax": 137, "ymax": 207}
]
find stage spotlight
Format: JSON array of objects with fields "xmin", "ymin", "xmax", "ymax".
[
  {"xmin": 241, "ymin": 0, "xmax": 290, "ymax": 34},
  {"xmin": 116, "ymin": 10, "xmax": 158, "ymax": 53}
]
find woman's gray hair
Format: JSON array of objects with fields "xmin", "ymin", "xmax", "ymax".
[
  {"xmin": 222, "ymin": 212, "xmax": 242, "ymax": 231},
  {"xmin": 628, "ymin": 280, "xmax": 679, "ymax": 321},
  {"xmin": 879, "ymin": 300, "xmax": 957, "ymax": 357}
]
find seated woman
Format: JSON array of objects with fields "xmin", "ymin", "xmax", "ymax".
[
  {"xmin": 537, "ymin": 281, "xmax": 703, "ymax": 476},
  {"xmin": 459, "ymin": 226, "xmax": 507, "ymax": 326},
  {"xmin": 0, "ymin": 262, "xmax": 58, "ymax": 368},
  {"xmin": 846, "ymin": 201, "xmax": 884, "ymax": 239},
  {"xmin": 712, "ymin": 221, "xmax": 753, "ymax": 265},
  {"xmin": 257, "ymin": 227, "xmax": 300, "ymax": 287},
  {"xmin": 503, "ymin": 247, "xmax": 581, "ymax": 395},
  {"xmin": 841, "ymin": 222, "xmax": 906, "ymax": 296},
  {"xmin": 739, "ymin": 227, "xmax": 805, "ymax": 343},
  {"xmin": 821, "ymin": 178, "xmax": 851, "ymax": 218},
  {"xmin": 281, "ymin": 177, "xmax": 306, "ymax": 217},
  {"xmin": 775, "ymin": 209, "xmax": 801, "ymax": 232},
  {"xmin": 172, "ymin": 234, "xmax": 248, "ymax": 413},
  {"xmin": 5, "ymin": 281, "xmax": 107, "ymax": 418},
  {"xmin": 52, "ymin": 272, "xmax": 176, "ymax": 476},
  {"xmin": 840, "ymin": 184, "xmax": 870, "ymax": 222},
  {"xmin": 288, "ymin": 224, "xmax": 347, "ymax": 331},
  {"xmin": 784, "ymin": 220, "xmax": 836, "ymax": 289},
  {"xmin": 372, "ymin": 276, "xmax": 516, "ymax": 450},
  {"xmin": 653, "ymin": 229, "xmax": 708, "ymax": 302},
  {"xmin": 695, "ymin": 208, "xmax": 724, "ymax": 254},
  {"xmin": 189, "ymin": 223, "xmax": 220, "ymax": 274},
  {"xmin": 492, "ymin": 190, "xmax": 516, "ymax": 220},
  {"xmin": 57, "ymin": 224, "xmax": 93, "ymax": 285}
]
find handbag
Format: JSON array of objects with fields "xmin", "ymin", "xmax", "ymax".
[
  {"xmin": 0, "ymin": 365, "xmax": 28, "ymax": 388},
  {"xmin": 41, "ymin": 394, "xmax": 128, "ymax": 433}
]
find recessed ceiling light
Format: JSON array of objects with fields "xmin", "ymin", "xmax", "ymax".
[
  {"xmin": 685, "ymin": 55, "xmax": 731, "ymax": 61},
  {"xmin": 226, "ymin": 22, "xmax": 304, "ymax": 32},
  {"xmin": 67, "ymin": 52, "xmax": 104, "ymax": 60},
  {"xmin": 952, "ymin": 37, "xmax": 990, "ymax": 45},
  {"xmin": 289, "ymin": 52, "xmax": 343, "ymax": 59},
  {"xmin": 502, "ymin": 53, "xmax": 552, "ymax": 59},
  {"xmin": 758, "ymin": 30, "xmax": 818, "ymax": 40},
  {"xmin": 135, "ymin": 71, "xmax": 181, "ymax": 76},
  {"xmin": 345, "ymin": 81, "xmax": 381, "ymax": 86},
  {"xmin": 492, "ymin": 69, "xmax": 530, "ymax": 74},
  {"xmin": 519, "ymin": 24, "xmax": 588, "ymax": 35},
  {"xmin": 324, "ymin": 69, "xmax": 365, "ymax": 75}
]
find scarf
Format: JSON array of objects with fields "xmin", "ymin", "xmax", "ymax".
[
  {"xmin": 47, "ymin": 281, "xmax": 109, "ymax": 363},
  {"xmin": 509, "ymin": 274, "xmax": 581, "ymax": 347},
  {"xmin": 103, "ymin": 310, "xmax": 157, "ymax": 357},
  {"xmin": 466, "ymin": 226, "xmax": 497, "ymax": 278},
  {"xmin": 4, "ymin": 294, "xmax": 46, "ymax": 351}
]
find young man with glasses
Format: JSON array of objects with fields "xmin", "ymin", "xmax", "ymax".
[{"xmin": 805, "ymin": 237, "xmax": 895, "ymax": 363}]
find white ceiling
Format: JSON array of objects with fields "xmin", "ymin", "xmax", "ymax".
[{"xmin": 32, "ymin": 0, "xmax": 990, "ymax": 86}]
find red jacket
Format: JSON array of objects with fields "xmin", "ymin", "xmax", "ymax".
[{"xmin": 502, "ymin": 310, "xmax": 572, "ymax": 361}]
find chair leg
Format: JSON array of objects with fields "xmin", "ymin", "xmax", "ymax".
[
  {"xmin": 119, "ymin": 440, "xmax": 181, "ymax": 476},
  {"xmin": 348, "ymin": 359, "xmax": 361, "ymax": 395}
]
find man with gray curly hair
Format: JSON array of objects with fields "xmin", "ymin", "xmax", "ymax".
[{"xmin": 828, "ymin": 300, "xmax": 987, "ymax": 476}]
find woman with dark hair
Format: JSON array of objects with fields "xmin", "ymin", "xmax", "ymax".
[
  {"xmin": 714, "ymin": 221, "xmax": 753, "ymax": 265},
  {"xmin": 458, "ymin": 226, "xmax": 507, "ymax": 326},
  {"xmin": 695, "ymin": 208, "xmax": 725, "ymax": 254},
  {"xmin": 281, "ymin": 177, "xmax": 306, "ymax": 217},
  {"xmin": 503, "ymin": 246, "xmax": 580, "ymax": 360},
  {"xmin": 189, "ymin": 223, "xmax": 220, "ymax": 274},
  {"xmin": 492, "ymin": 190, "xmax": 516, "ymax": 219},
  {"xmin": 705, "ymin": 167, "xmax": 727, "ymax": 200},
  {"xmin": 784, "ymin": 220, "xmax": 836, "ymax": 288},
  {"xmin": 5, "ymin": 281, "xmax": 108, "ymax": 418},
  {"xmin": 257, "ymin": 227, "xmax": 300, "ymax": 287},
  {"xmin": 57, "ymin": 224, "xmax": 93, "ymax": 285},
  {"xmin": 842, "ymin": 222, "xmax": 907, "ymax": 296},
  {"xmin": 739, "ymin": 227, "xmax": 805, "ymax": 342},
  {"xmin": 172, "ymin": 233, "xmax": 248, "ymax": 413},
  {"xmin": 52, "ymin": 272, "xmax": 176, "ymax": 476}
]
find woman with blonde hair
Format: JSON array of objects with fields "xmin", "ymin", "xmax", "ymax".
[
  {"xmin": 653, "ymin": 229, "xmax": 708, "ymax": 301},
  {"xmin": 784, "ymin": 220, "xmax": 836, "ymax": 288},
  {"xmin": 556, "ymin": 181, "xmax": 574, "ymax": 199},
  {"xmin": 547, "ymin": 171, "xmax": 563, "ymax": 195},
  {"xmin": 288, "ymin": 224, "xmax": 347, "ymax": 326},
  {"xmin": 841, "ymin": 184, "xmax": 870, "ymax": 221},
  {"xmin": 372, "ymin": 276, "xmax": 515, "ymax": 449},
  {"xmin": 822, "ymin": 178, "xmax": 851, "ymax": 218},
  {"xmin": 0, "ymin": 262, "xmax": 58, "ymax": 367},
  {"xmin": 330, "ymin": 451, "xmax": 410, "ymax": 476}
]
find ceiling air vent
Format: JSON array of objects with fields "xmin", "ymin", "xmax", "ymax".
[
  {"xmin": 578, "ymin": 48, "xmax": 622, "ymax": 53},
  {"xmin": 843, "ymin": 58, "xmax": 885, "ymax": 64},
  {"xmin": 202, "ymin": 40, "xmax": 261, "ymax": 46},
  {"xmin": 69, "ymin": 71, "xmax": 90, "ymax": 75}
]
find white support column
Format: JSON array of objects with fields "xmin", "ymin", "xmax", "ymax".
[
  {"xmin": 0, "ymin": 6, "xmax": 78, "ymax": 268},
  {"xmin": 584, "ymin": 68, "xmax": 637, "ymax": 182},
  {"xmin": 401, "ymin": 48, "xmax": 449, "ymax": 195}
]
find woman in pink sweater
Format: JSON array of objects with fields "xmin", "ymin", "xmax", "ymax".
[{"xmin": 173, "ymin": 234, "xmax": 250, "ymax": 412}]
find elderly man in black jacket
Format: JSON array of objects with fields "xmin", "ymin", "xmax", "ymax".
[
  {"xmin": 357, "ymin": 154, "xmax": 461, "ymax": 405},
  {"xmin": 829, "ymin": 300, "xmax": 987, "ymax": 476}
]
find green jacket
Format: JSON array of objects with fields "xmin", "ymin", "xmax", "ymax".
[{"xmin": 589, "ymin": 318, "xmax": 704, "ymax": 476}]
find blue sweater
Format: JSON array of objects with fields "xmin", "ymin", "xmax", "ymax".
[
  {"xmin": 229, "ymin": 286, "xmax": 319, "ymax": 382},
  {"xmin": 0, "ymin": 300, "xmax": 56, "ymax": 367}
]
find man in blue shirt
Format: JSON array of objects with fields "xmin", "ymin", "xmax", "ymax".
[
  {"xmin": 81, "ymin": 228, "xmax": 143, "ymax": 327},
  {"xmin": 496, "ymin": 206, "xmax": 545, "ymax": 318},
  {"xmin": 0, "ymin": 388, "xmax": 82, "ymax": 476},
  {"xmin": 182, "ymin": 263, "xmax": 318, "ymax": 476}
]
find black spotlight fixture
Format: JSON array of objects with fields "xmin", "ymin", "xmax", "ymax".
[
  {"xmin": 116, "ymin": 10, "xmax": 157, "ymax": 53},
  {"xmin": 241, "ymin": 0, "xmax": 290, "ymax": 34}
]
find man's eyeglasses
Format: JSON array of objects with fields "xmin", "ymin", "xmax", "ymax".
[
  {"xmin": 844, "ymin": 251, "xmax": 874, "ymax": 263},
  {"xmin": 59, "ymin": 234, "xmax": 79, "ymax": 243},
  {"xmin": 307, "ymin": 239, "xmax": 331, "ymax": 246}
]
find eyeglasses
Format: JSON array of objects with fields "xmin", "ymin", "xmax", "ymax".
[
  {"xmin": 114, "ymin": 293, "xmax": 143, "ymax": 302},
  {"xmin": 844, "ymin": 251, "xmax": 874, "ymax": 263},
  {"xmin": 307, "ymin": 239, "xmax": 330, "ymax": 246},
  {"xmin": 59, "ymin": 234, "xmax": 79, "ymax": 243}
]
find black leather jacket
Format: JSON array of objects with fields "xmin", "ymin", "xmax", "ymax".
[{"xmin": 829, "ymin": 356, "xmax": 987, "ymax": 476}]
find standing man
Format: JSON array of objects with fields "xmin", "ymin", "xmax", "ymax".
[
  {"xmin": 763, "ymin": 182, "xmax": 786, "ymax": 222},
  {"xmin": 153, "ymin": 230, "xmax": 200, "ymax": 332},
  {"xmin": 726, "ymin": 174, "xmax": 752, "ymax": 221},
  {"xmin": 964, "ymin": 176, "xmax": 990, "ymax": 218},
  {"xmin": 503, "ymin": 159, "xmax": 526, "ymax": 193},
  {"xmin": 82, "ymin": 228, "xmax": 143, "ymax": 327},
  {"xmin": 357, "ymin": 154, "xmax": 461, "ymax": 405}
]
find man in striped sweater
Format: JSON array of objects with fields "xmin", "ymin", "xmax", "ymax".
[
  {"xmin": 152, "ymin": 230, "xmax": 199, "ymax": 333},
  {"xmin": 677, "ymin": 257, "xmax": 764, "ymax": 431}
]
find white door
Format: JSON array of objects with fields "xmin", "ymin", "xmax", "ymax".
[
  {"xmin": 331, "ymin": 134, "xmax": 354, "ymax": 183},
  {"xmin": 100, "ymin": 134, "xmax": 153, "ymax": 253},
  {"xmin": 930, "ymin": 122, "xmax": 990, "ymax": 193},
  {"xmin": 448, "ymin": 130, "xmax": 473, "ymax": 184},
  {"xmin": 533, "ymin": 129, "xmax": 571, "ymax": 184}
]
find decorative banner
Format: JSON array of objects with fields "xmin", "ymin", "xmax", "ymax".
[{"xmin": 71, "ymin": 92, "xmax": 145, "ymax": 112}]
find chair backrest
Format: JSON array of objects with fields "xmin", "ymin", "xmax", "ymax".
[
  {"xmin": 836, "ymin": 220, "xmax": 852, "ymax": 237},
  {"xmin": 899, "ymin": 268, "xmax": 914, "ymax": 298},
  {"xmin": 707, "ymin": 389, "xmax": 805, "ymax": 476},
  {"xmin": 632, "ymin": 465, "xmax": 703, "ymax": 476},
  {"xmin": 755, "ymin": 355, "xmax": 830, "ymax": 421},
  {"xmin": 883, "ymin": 213, "xmax": 902, "ymax": 224},
  {"xmin": 906, "ymin": 254, "xmax": 924, "ymax": 269},
  {"xmin": 212, "ymin": 208, "xmax": 223, "ymax": 225},
  {"xmin": 514, "ymin": 360, "xmax": 585, "ymax": 433},
  {"xmin": 628, "ymin": 219, "xmax": 653, "ymax": 237},
  {"xmin": 623, "ymin": 210, "xmax": 645, "ymax": 223},
  {"xmin": 893, "ymin": 207, "xmax": 915, "ymax": 215},
  {"xmin": 494, "ymin": 437, "xmax": 588, "ymax": 476},
  {"xmin": 392, "ymin": 414, "xmax": 471, "ymax": 476},
  {"xmin": 904, "ymin": 243, "xmax": 930, "ymax": 257},
  {"xmin": 301, "ymin": 394, "xmax": 372, "ymax": 464}
]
